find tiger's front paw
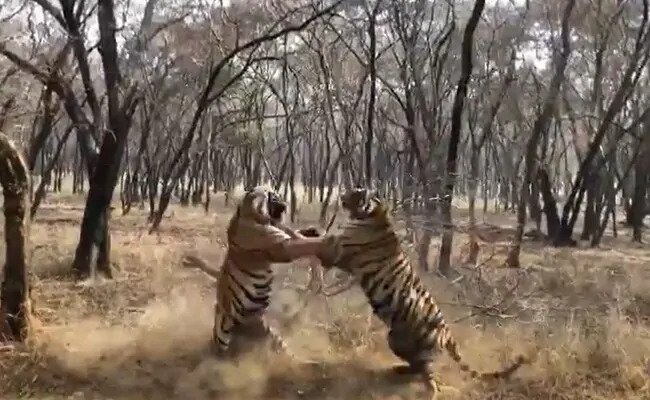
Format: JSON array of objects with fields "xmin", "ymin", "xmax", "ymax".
[
  {"xmin": 181, "ymin": 253, "xmax": 204, "ymax": 269},
  {"xmin": 317, "ymin": 235, "xmax": 342, "ymax": 268},
  {"xmin": 297, "ymin": 226, "xmax": 323, "ymax": 238}
]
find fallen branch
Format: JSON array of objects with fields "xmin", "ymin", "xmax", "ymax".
[{"xmin": 442, "ymin": 274, "xmax": 525, "ymax": 324}]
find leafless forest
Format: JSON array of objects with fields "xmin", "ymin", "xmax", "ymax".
[{"xmin": 1, "ymin": 0, "xmax": 650, "ymax": 399}]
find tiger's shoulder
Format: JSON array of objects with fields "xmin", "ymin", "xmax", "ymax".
[{"xmin": 228, "ymin": 212, "xmax": 292, "ymax": 250}]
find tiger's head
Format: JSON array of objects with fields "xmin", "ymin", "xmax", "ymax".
[
  {"xmin": 239, "ymin": 186, "xmax": 287, "ymax": 225},
  {"xmin": 340, "ymin": 187, "xmax": 388, "ymax": 220}
]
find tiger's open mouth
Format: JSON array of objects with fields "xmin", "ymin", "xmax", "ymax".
[{"xmin": 341, "ymin": 187, "xmax": 374, "ymax": 219}]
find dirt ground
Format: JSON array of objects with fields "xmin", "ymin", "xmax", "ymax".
[{"xmin": 1, "ymin": 191, "xmax": 650, "ymax": 399}]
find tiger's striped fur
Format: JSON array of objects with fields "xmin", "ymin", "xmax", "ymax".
[
  {"xmin": 318, "ymin": 188, "xmax": 527, "ymax": 398},
  {"xmin": 182, "ymin": 186, "xmax": 323, "ymax": 359}
]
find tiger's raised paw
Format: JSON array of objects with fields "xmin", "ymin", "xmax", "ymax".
[
  {"xmin": 391, "ymin": 364, "xmax": 420, "ymax": 375},
  {"xmin": 317, "ymin": 234, "xmax": 342, "ymax": 268},
  {"xmin": 181, "ymin": 254, "xmax": 203, "ymax": 268},
  {"xmin": 297, "ymin": 226, "xmax": 323, "ymax": 237}
]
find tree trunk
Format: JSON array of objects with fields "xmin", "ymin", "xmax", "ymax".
[
  {"xmin": 0, "ymin": 134, "xmax": 31, "ymax": 341},
  {"xmin": 31, "ymin": 127, "xmax": 74, "ymax": 217},
  {"xmin": 507, "ymin": 0, "xmax": 576, "ymax": 267},
  {"xmin": 580, "ymin": 172, "xmax": 598, "ymax": 241},
  {"xmin": 72, "ymin": 0, "xmax": 137, "ymax": 279},
  {"xmin": 631, "ymin": 131, "xmax": 650, "ymax": 241},
  {"xmin": 537, "ymin": 167, "xmax": 561, "ymax": 238},
  {"xmin": 528, "ymin": 176, "xmax": 542, "ymax": 231},
  {"xmin": 438, "ymin": 0, "xmax": 486, "ymax": 277},
  {"xmin": 364, "ymin": 0, "xmax": 381, "ymax": 188},
  {"xmin": 466, "ymin": 151, "xmax": 481, "ymax": 264}
]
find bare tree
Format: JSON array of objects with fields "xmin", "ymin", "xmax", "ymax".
[
  {"xmin": 437, "ymin": 0, "xmax": 486, "ymax": 277},
  {"xmin": 0, "ymin": 133, "xmax": 31, "ymax": 341},
  {"xmin": 149, "ymin": 0, "xmax": 345, "ymax": 232},
  {"xmin": 556, "ymin": 1, "xmax": 650, "ymax": 246},
  {"xmin": 507, "ymin": 0, "xmax": 576, "ymax": 267},
  {"xmin": 70, "ymin": 0, "xmax": 141, "ymax": 279}
]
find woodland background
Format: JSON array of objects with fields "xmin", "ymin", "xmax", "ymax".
[{"xmin": 1, "ymin": 0, "xmax": 650, "ymax": 399}]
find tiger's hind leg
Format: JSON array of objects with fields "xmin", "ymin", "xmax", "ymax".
[
  {"xmin": 266, "ymin": 323, "xmax": 320, "ymax": 366},
  {"xmin": 236, "ymin": 317, "xmax": 303, "ymax": 361},
  {"xmin": 265, "ymin": 323, "xmax": 291, "ymax": 355},
  {"xmin": 387, "ymin": 328, "xmax": 427, "ymax": 376},
  {"xmin": 420, "ymin": 362, "xmax": 461, "ymax": 400},
  {"xmin": 386, "ymin": 332, "xmax": 458, "ymax": 399},
  {"xmin": 211, "ymin": 307, "xmax": 234, "ymax": 357},
  {"xmin": 391, "ymin": 364, "xmax": 421, "ymax": 375},
  {"xmin": 389, "ymin": 361, "xmax": 442, "ymax": 400},
  {"xmin": 419, "ymin": 362, "xmax": 440, "ymax": 400},
  {"xmin": 265, "ymin": 320, "xmax": 322, "ymax": 367}
]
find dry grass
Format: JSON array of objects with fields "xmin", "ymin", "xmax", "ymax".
[{"xmin": 1, "ymin": 190, "xmax": 649, "ymax": 399}]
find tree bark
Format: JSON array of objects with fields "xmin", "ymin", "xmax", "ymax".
[
  {"xmin": 632, "ymin": 125, "xmax": 650, "ymax": 241},
  {"xmin": 72, "ymin": 0, "xmax": 139, "ymax": 279},
  {"xmin": 537, "ymin": 167, "xmax": 561, "ymax": 239},
  {"xmin": 507, "ymin": 0, "xmax": 576, "ymax": 267},
  {"xmin": 364, "ymin": 0, "xmax": 381, "ymax": 188},
  {"xmin": 437, "ymin": 0, "xmax": 485, "ymax": 277},
  {"xmin": 0, "ymin": 133, "xmax": 31, "ymax": 341}
]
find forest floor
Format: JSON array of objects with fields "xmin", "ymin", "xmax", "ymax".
[{"xmin": 1, "ymin": 191, "xmax": 650, "ymax": 399}]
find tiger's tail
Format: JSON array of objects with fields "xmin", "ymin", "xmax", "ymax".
[
  {"xmin": 181, "ymin": 254, "xmax": 221, "ymax": 280},
  {"xmin": 443, "ymin": 329, "xmax": 528, "ymax": 381}
]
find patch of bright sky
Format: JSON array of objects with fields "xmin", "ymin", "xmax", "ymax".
[
  {"xmin": 0, "ymin": 0, "xmax": 190, "ymax": 56},
  {"xmin": 485, "ymin": 0, "xmax": 551, "ymax": 71},
  {"xmin": 2, "ymin": 0, "xmax": 552, "ymax": 72},
  {"xmin": 372, "ymin": 0, "xmax": 550, "ymax": 71}
]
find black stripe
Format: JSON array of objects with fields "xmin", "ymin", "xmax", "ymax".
[
  {"xmin": 227, "ymin": 268, "xmax": 271, "ymax": 306},
  {"xmin": 237, "ymin": 266, "xmax": 270, "ymax": 280},
  {"xmin": 392, "ymin": 270, "xmax": 417, "ymax": 324},
  {"xmin": 228, "ymin": 282, "xmax": 267, "ymax": 318},
  {"xmin": 365, "ymin": 258, "xmax": 405, "ymax": 296},
  {"xmin": 392, "ymin": 283, "xmax": 410, "ymax": 324},
  {"xmin": 358, "ymin": 251, "xmax": 396, "ymax": 270},
  {"xmin": 341, "ymin": 231, "xmax": 396, "ymax": 251},
  {"xmin": 253, "ymin": 275, "xmax": 273, "ymax": 290},
  {"xmin": 365, "ymin": 260, "xmax": 410, "ymax": 319}
]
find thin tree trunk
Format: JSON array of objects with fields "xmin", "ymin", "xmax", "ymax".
[
  {"xmin": 537, "ymin": 167, "xmax": 561, "ymax": 238},
  {"xmin": 631, "ymin": 130, "xmax": 650, "ymax": 241},
  {"xmin": 438, "ymin": 0, "xmax": 486, "ymax": 277},
  {"xmin": 507, "ymin": 0, "xmax": 576, "ymax": 267}
]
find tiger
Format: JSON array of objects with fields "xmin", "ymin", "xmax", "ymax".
[
  {"xmin": 181, "ymin": 186, "xmax": 327, "ymax": 359},
  {"xmin": 316, "ymin": 187, "xmax": 528, "ymax": 399}
]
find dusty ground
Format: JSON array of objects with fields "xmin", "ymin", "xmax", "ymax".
[{"xmin": 1, "ymin": 190, "xmax": 650, "ymax": 399}]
